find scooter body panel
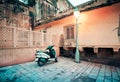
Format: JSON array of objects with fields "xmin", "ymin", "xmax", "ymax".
[
  {"xmin": 35, "ymin": 45, "xmax": 58, "ymax": 66},
  {"xmin": 36, "ymin": 52, "xmax": 50, "ymax": 59}
]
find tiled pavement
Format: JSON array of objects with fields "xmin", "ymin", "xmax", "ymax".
[{"xmin": 0, "ymin": 57, "xmax": 120, "ymax": 82}]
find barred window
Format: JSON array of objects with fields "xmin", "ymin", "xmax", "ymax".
[{"xmin": 65, "ymin": 25, "xmax": 74, "ymax": 39}]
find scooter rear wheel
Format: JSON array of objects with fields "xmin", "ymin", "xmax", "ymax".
[{"xmin": 37, "ymin": 58, "xmax": 45, "ymax": 66}]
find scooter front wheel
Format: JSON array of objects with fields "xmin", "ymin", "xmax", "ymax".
[
  {"xmin": 55, "ymin": 58, "xmax": 58, "ymax": 62},
  {"xmin": 37, "ymin": 58, "xmax": 45, "ymax": 66}
]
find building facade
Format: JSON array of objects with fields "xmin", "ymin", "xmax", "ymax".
[{"xmin": 35, "ymin": 2, "xmax": 120, "ymax": 58}]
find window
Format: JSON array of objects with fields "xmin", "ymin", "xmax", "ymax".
[{"xmin": 65, "ymin": 25, "xmax": 74, "ymax": 39}]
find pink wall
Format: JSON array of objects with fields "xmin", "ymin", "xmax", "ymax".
[
  {"xmin": 0, "ymin": 47, "xmax": 60, "ymax": 67},
  {"xmin": 78, "ymin": 2, "xmax": 120, "ymax": 47},
  {"xmin": 36, "ymin": 2, "xmax": 120, "ymax": 50},
  {"xmin": 0, "ymin": 48, "xmax": 36, "ymax": 67}
]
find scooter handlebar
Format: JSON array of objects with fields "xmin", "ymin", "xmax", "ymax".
[{"xmin": 46, "ymin": 45, "xmax": 54, "ymax": 50}]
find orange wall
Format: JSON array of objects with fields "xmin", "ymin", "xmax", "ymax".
[
  {"xmin": 78, "ymin": 2, "xmax": 120, "ymax": 46},
  {"xmin": 36, "ymin": 2, "xmax": 120, "ymax": 49}
]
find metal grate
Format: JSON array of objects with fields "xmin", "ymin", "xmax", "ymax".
[
  {"xmin": 0, "ymin": 26, "xmax": 13, "ymax": 48},
  {"xmin": 33, "ymin": 32, "xmax": 42, "ymax": 46},
  {"xmin": 16, "ymin": 29, "xmax": 29, "ymax": 47},
  {"xmin": 0, "ymin": 26, "xmax": 59, "ymax": 48}
]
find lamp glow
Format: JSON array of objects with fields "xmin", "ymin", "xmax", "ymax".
[{"xmin": 74, "ymin": 10, "xmax": 80, "ymax": 18}]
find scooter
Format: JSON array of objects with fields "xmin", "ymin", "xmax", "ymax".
[{"xmin": 35, "ymin": 45, "xmax": 58, "ymax": 66}]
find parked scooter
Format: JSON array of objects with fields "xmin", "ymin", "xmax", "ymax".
[{"xmin": 35, "ymin": 45, "xmax": 58, "ymax": 66}]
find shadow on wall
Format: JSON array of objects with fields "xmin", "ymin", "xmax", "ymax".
[
  {"xmin": 59, "ymin": 34, "xmax": 64, "ymax": 47},
  {"xmin": 59, "ymin": 47, "xmax": 120, "ymax": 68},
  {"xmin": 118, "ymin": 36, "xmax": 120, "ymax": 42}
]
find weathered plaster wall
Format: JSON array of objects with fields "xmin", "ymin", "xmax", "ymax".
[
  {"xmin": 0, "ymin": 48, "xmax": 37, "ymax": 67},
  {"xmin": 36, "ymin": 2, "xmax": 120, "ymax": 50},
  {"xmin": 78, "ymin": 2, "xmax": 120, "ymax": 46},
  {"xmin": 0, "ymin": 47, "xmax": 60, "ymax": 67}
]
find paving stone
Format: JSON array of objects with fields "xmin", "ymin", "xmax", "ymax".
[{"xmin": 0, "ymin": 57, "xmax": 120, "ymax": 82}]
